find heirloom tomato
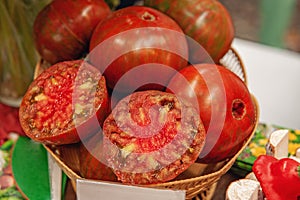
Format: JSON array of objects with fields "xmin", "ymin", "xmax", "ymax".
[
  {"xmin": 33, "ymin": 0, "xmax": 111, "ymax": 64},
  {"xmin": 144, "ymin": 0, "xmax": 235, "ymax": 63},
  {"xmin": 19, "ymin": 60, "xmax": 109, "ymax": 145},
  {"xmin": 102, "ymin": 90, "xmax": 206, "ymax": 184},
  {"xmin": 79, "ymin": 131, "xmax": 117, "ymax": 181},
  {"xmin": 89, "ymin": 6, "xmax": 188, "ymax": 93},
  {"xmin": 166, "ymin": 64, "xmax": 256, "ymax": 163}
]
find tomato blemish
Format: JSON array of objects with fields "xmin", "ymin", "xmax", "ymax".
[
  {"xmin": 232, "ymin": 99, "xmax": 246, "ymax": 120},
  {"xmin": 141, "ymin": 11, "xmax": 156, "ymax": 21}
]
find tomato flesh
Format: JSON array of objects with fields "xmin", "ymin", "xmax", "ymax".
[
  {"xmin": 19, "ymin": 60, "xmax": 109, "ymax": 145},
  {"xmin": 102, "ymin": 90, "xmax": 205, "ymax": 184}
]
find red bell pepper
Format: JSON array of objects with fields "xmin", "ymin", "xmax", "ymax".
[{"xmin": 253, "ymin": 155, "xmax": 300, "ymax": 200}]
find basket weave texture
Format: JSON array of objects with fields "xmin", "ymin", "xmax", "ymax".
[{"xmin": 35, "ymin": 48, "xmax": 258, "ymax": 200}]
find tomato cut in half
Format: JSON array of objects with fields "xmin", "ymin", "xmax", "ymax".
[
  {"xmin": 19, "ymin": 60, "xmax": 109, "ymax": 145},
  {"xmin": 102, "ymin": 90, "xmax": 206, "ymax": 184}
]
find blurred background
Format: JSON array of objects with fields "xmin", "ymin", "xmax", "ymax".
[
  {"xmin": 219, "ymin": 0, "xmax": 300, "ymax": 52},
  {"xmin": 118, "ymin": 0, "xmax": 300, "ymax": 52}
]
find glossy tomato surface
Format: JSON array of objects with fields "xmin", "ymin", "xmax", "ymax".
[
  {"xmin": 144, "ymin": 0, "xmax": 234, "ymax": 63},
  {"xmin": 33, "ymin": 0, "xmax": 111, "ymax": 64},
  {"xmin": 89, "ymin": 6, "xmax": 188, "ymax": 93},
  {"xmin": 166, "ymin": 64, "xmax": 256, "ymax": 163},
  {"xmin": 79, "ymin": 131, "xmax": 117, "ymax": 181},
  {"xmin": 19, "ymin": 60, "xmax": 109, "ymax": 145}
]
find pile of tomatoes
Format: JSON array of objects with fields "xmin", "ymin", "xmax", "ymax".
[{"xmin": 19, "ymin": 0, "xmax": 257, "ymax": 184}]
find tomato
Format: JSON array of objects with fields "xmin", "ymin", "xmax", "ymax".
[
  {"xmin": 89, "ymin": 6, "xmax": 188, "ymax": 93},
  {"xmin": 166, "ymin": 64, "xmax": 256, "ymax": 163},
  {"xmin": 144, "ymin": 0, "xmax": 235, "ymax": 63},
  {"xmin": 33, "ymin": 0, "xmax": 111, "ymax": 64},
  {"xmin": 19, "ymin": 60, "xmax": 109, "ymax": 145},
  {"xmin": 79, "ymin": 131, "xmax": 117, "ymax": 181},
  {"xmin": 102, "ymin": 90, "xmax": 206, "ymax": 184}
]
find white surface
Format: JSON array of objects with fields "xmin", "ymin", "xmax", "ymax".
[
  {"xmin": 232, "ymin": 38, "xmax": 300, "ymax": 130},
  {"xmin": 77, "ymin": 179, "xmax": 185, "ymax": 200},
  {"xmin": 226, "ymin": 179, "xmax": 260, "ymax": 200},
  {"xmin": 47, "ymin": 152, "xmax": 62, "ymax": 200},
  {"xmin": 268, "ymin": 129, "xmax": 289, "ymax": 159}
]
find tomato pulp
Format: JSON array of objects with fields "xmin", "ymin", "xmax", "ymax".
[
  {"xmin": 102, "ymin": 90, "xmax": 206, "ymax": 184},
  {"xmin": 19, "ymin": 60, "xmax": 109, "ymax": 145}
]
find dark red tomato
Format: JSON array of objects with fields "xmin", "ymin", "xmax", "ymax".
[
  {"xmin": 79, "ymin": 131, "xmax": 117, "ymax": 181},
  {"xmin": 19, "ymin": 60, "xmax": 109, "ymax": 145},
  {"xmin": 102, "ymin": 90, "xmax": 206, "ymax": 184},
  {"xmin": 89, "ymin": 6, "xmax": 188, "ymax": 93},
  {"xmin": 144, "ymin": 0, "xmax": 235, "ymax": 63},
  {"xmin": 33, "ymin": 0, "xmax": 111, "ymax": 64},
  {"xmin": 166, "ymin": 64, "xmax": 256, "ymax": 163}
]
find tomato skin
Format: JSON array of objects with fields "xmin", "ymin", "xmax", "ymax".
[
  {"xmin": 33, "ymin": 0, "xmax": 111, "ymax": 64},
  {"xmin": 79, "ymin": 131, "xmax": 117, "ymax": 181},
  {"xmin": 89, "ymin": 6, "xmax": 188, "ymax": 93},
  {"xmin": 144, "ymin": 0, "xmax": 234, "ymax": 63},
  {"xmin": 166, "ymin": 64, "xmax": 256, "ymax": 163},
  {"xmin": 19, "ymin": 60, "xmax": 109, "ymax": 145}
]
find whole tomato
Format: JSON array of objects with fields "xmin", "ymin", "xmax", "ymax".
[
  {"xmin": 89, "ymin": 6, "xmax": 188, "ymax": 93},
  {"xmin": 33, "ymin": 0, "xmax": 111, "ymax": 64},
  {"xmin": 166, "ymin": 64, "xmax": 256, "ymax": 163},
  {"xmin": 144, "ymin": 0, "xmax": 235, "ymax": 63}
]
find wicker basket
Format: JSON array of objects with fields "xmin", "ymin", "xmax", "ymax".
[{"xmin": 35, "ymin": 48, "xmax": 258, "ymax": 200}]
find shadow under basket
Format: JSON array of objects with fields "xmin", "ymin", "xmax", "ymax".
[{"xmin": 35, "ymin": 48, "xmax": 259, "ymax": 200}]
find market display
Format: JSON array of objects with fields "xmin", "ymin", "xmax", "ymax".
[{"xmin": 16, "ymin": 0, "xmax": 265, "ymax": 198}]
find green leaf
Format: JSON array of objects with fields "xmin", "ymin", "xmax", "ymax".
[
  {"xmin": 0, "ymin": 186, "xmax": 25, "ymax": 199},
  {"xmin": 11, "ymin": 136, "xmax": 50, "ymax": 200}
]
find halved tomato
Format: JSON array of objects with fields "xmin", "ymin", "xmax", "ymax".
[{"xmin": 19, "ymin": 60, "xmax": 109, "ymax": 145}]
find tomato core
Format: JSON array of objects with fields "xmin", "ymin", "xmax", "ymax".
[
  {"xmin": 232, "ymin": 99, "xmax": 245, "ymax": 120},
  {"xmin": 141, "ymin": 11, "xmax": 156, "ymax": 21}
]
